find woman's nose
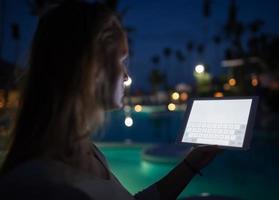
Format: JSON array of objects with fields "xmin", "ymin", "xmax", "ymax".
[{"xmin": 123, "ymin": 69, "xmax": 129, "ymax": 82}]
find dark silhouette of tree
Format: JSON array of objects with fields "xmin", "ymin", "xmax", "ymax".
[
  {"xmin": 175, "ymin": 50, "xmax": 186, "ymax": 63},
  {"xmin": 202, "ymin": 0, "xmax": 212, "ymax": 18},
  {"xmin": 186, "ymin": 41, "xmax": 194, "ymax": 52},
  {"xmin": 151, "ymin": 55, "xmax": 160, "ymax": 66},
  {"xmin": 162, "ymin": 47, "xmax": 172, "ymax": 87},
  {"xmin": 224, "ymin": 0, "xmax": 238, "ymax": 39},
  {"xmin": 148, "ymin": 69, "xmax": 166, "ymax": 93},
  {"xmin": 213, "ymin": 35, "xmax": 221, "ymax": 45},
  {"xmin": 163, "ymin": 47, "xmax": 172, "ymax": 58},
  {"xmin": 197, "ymin": 44, "xmax": 205, "ymax": 55},
  {"xmin": 223, "ymin": 0, "xmax": 245, "ymax": 56},
  {"xmin": 212, "ymin": 34, "xmax": 223, "ymax": 73},
  {"xmin": 248, "ymin": 19, "xmax": 264, "ymax": 35}
]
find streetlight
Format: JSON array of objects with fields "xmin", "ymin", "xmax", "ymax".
[{"xmin": 195, "ymin": 64, "xmax": 205, "ymax": 74}]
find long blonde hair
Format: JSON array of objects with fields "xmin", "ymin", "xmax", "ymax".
[{"xmin": 0, "ymin": 1, "xmax": 127, "ymax": 175}]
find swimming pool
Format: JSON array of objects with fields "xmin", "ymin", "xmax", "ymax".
[
  {"xmin": 0, "ymin": 107, "xmax": 277, "ymax": 199},
  {"xmin": 92, "ymin": 109, "xmax": 185, "ymax": 143},
  {"xmin": 98, "ymin": 142, "xmax": 279, "ymax": 200},
  {"xmin": 92, "ymin": 108, "xmax": 279, "ymax": 199}
]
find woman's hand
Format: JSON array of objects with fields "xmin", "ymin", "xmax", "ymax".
[
  {"xmin": 184, "ymin": 145, "xmax": 223, "ymax": 172},
  {"xmin": 155, "ymin": 145, "xmax": 223, "ymax": 199}
]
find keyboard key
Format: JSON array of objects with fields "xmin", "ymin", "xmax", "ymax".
[{"xmin": 186, "ymin": 122, "xmax": 246, "ymax": 146}]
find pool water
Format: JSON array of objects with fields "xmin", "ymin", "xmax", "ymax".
[
  {"xmin": 93, "ymin": 109, "xmax": 278, "ymax": 199},
  {"xmin": 93, "ymin": 110, "xmax": 185, "ymax": 143},
  {"xmin": 98, "ymin": 141, "xmax": 279, "ymax": 200}
]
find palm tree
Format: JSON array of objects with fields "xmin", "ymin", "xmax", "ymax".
[
  {"xmin": 175, "ymin": 49, "xmax": 187, "ymax": 82},
  {"xmin": 213, "ymin": 35, "xmax": 221, "ymax": 46},
  {"xmin": 148, "ymin": 69, "xmax": 166, "ymax": 93},
  {"xmin": 151, "ymin": 55, "xmax": 160, "ymax": 66},
  {"xmin": 247, "ymin": 20, "xmax": 264, "ymax": 57},
  {"xmin": 162, "ymin": 47, "xmax": 172, "ymax": 87},
  {"xmin": 202, "ymin": 0, "xmax": 212, "ymax": 43},
  {"xmin": 175, "ymin": 50, "xmax": 186, "ymax": 63},
  {"xmin": 186, "ymin": 41, "xmax": 194, "ymax": 53},
  {"xmin": 202, "ymin": 0, "xmax": 212, "ymax": 18},
  {"xmin": 212, "ymin": 34, "xmax": 222, "ymax": 72},
  {"xmin": 197, "ymin": 44, "xmax": 205, "ymax": 55},
  {"xmin": 175, "ymin": 49, "xmax": 186, "ymax": 66},
  {"xmin": 248, "ymin": 20, "xmax": 264, "ymax": 35},
  {"xmin": 149, "ymin": 55, "xmax": 168, "ymax": 93}
]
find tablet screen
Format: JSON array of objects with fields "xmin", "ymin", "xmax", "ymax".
[{"xmin": 181, "ymin": 99, "xmax": 253, "ymax": 148}]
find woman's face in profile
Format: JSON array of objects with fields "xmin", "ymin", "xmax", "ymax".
[{"xmin": 112, "ymin": 52, "xmax": 129, "ymax": 109}]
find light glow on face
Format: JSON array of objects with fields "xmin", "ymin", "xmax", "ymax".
[
  {"xmin": 124, "ymin": 76, "xmax": 132, "ymax": 87},
  {"xmin": 113, "ymin": 73, "xmax": 125, "ymax": 108},
  {"xmin": 112, "ymin": 53, "xmax": 129, "ymax": 109}
]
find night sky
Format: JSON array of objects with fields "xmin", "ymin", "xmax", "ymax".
[{"xmin": 1, "ymin": 0, "xmax": 279, "ymax": 92}]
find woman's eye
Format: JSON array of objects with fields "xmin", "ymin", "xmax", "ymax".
[{"xmin": 122, "ymin": 57, "xmax": 129, "ymax": 68}]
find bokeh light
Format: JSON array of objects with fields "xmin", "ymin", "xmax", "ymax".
[
  {"xmin": 228, "ymin": 78, "xmax": 236, "ymax": 86},
  {"xmin": 124, "ymin": 116, "xmax": 133, "ymax": 127},
  {"xmin": 171, "ymin": 92, "xmax": 180, "ymax": 100},
  {"xmin": 167, "ymin": 103, "xmax": 176, "ymax": 111},
  {"xmin": 123, "ymin": 105, "xmax": 131, "ymax": 113},
  {"xmin": 180, "ymin": 92, "xmax": 189, "ymax": 101},
  {"xmin": 134, "ymin": 104, "xmax": 142, "ymax": 112},
  {"xmin": 251, "ymin": 78, "xmax": 259, "ymax": 87},
  {"xmin": 214, "ymin": 92, "xmax": 224, "ymax": 98},
  {"xmin": 195, "ymin": 64, "xmax": 205, "ymax": 73},
  {"xmin": 223, "ymin": 83, "xmax": 231, "ymax": 91}
]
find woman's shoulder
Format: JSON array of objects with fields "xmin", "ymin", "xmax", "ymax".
[
  {"xmin": 0, "ymin": 160, "xmax": 93, "ymax": 200},
  {"xmin": 0, "ymin": 159, "xmax": 52, "ymax": 180}
]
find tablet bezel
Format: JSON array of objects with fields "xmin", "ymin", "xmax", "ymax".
[{"xmin": 176, "ymin": 96, "xmax": 259, "ymax": 150}]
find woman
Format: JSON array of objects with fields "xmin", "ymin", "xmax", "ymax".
[{"xmin": 0, "ymin": 1, "xmax": 222, "ymax": 199}]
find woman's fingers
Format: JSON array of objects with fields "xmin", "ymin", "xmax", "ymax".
[{"xmin": 194, "ymin": 145, "xmax": 224, "ymax": 153}]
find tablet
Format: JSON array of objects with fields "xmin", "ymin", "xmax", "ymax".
[{"xmin": 178, "ymin": 97, "xmax": 259, "ymax": 150}]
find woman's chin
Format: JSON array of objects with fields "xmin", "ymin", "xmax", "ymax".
[
  {"xmin": 116, "ymin": 101, "xmax": 124, "ymax": 109},
  {"xmin": 107, "ymin": 101, "xmax": 123, "ymax": 111}
]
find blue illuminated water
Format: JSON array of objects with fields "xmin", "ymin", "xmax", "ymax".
[
  {"xmin": 92, "ymin": 110, "xmax": 184, "ymax": 143},
  {"xmin": 92, "ymin": 109, "xmax": 279, "ymax": 199},
  {"xmin": 99, "ymin": 142, "xmax": 279, "ymax": 200}
]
